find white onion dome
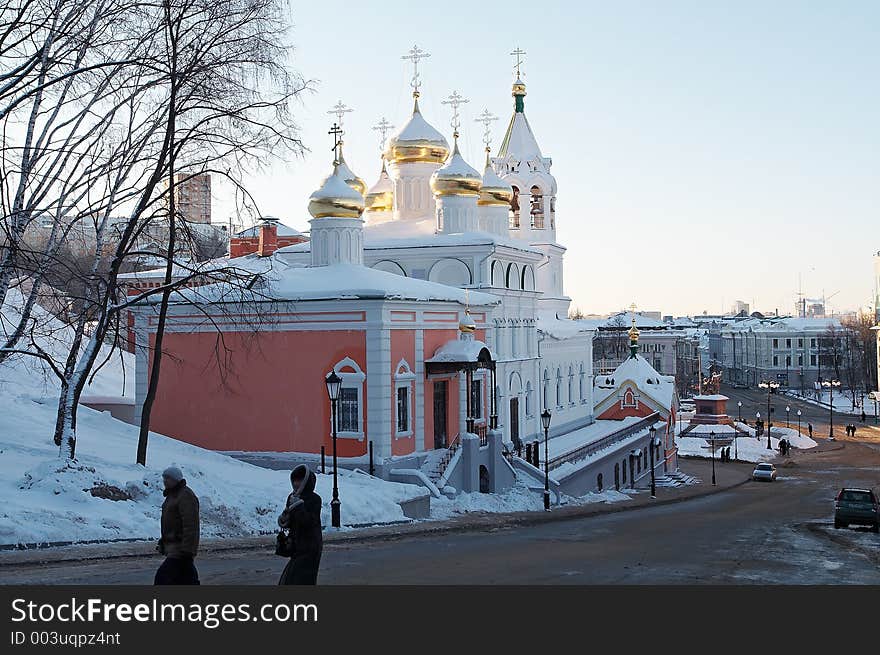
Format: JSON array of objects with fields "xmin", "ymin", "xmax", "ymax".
[
  {"xmin": 478, "ymin": 151, "xmax": 513, "ymax": 206},
  {"xmin": 364, "ymin": 160, "xmax": 394, "ymax": 213},
  {"xmin": 308, "ymin": 163, "xmax": 365, "ymax": 219},
  {"xmin": 430, "ymin": 138, "xmax": 482, "ymax": 198},
  {"xmin": 334, "ymin": 145, "xmax": 367, "ymax": 196},
  {"xmin": 384, "ymin": 97, "xmax": 450, "ymax": 165}
]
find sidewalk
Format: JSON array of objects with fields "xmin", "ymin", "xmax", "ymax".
[{"xmin": 0, "ymin": 459, "xmax": 753, "ymax": 568}]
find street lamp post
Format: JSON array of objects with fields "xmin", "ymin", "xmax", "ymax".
[
  {"xmin": 785, "ymin": 405, "xmax": 790, "ymax": 427},
  {"xmin": 756, "ymin": 411, "xmax": 761, "ymax": 440},
  {"xmin": 821, "ymin": 379, "xmax": 841, "ymax": 440},
  {"xmin": 324, "ymin": 371, "xmax": 343, "ymax": 528},
  {"xmin": 797, "ymin": 409, "xmax": 802, "ymax": 438},
  {"xmin": 758, "ymin": 380, "xmax": 779, "ymax": 450},
  {"xmin": 649, "ymin": 426, "xmax": 657, "ymax": 499},
  {"xmin": 541, "ymin": 409, "xmax": 551, "ymax": 511},
  {"xmin": 737, "ymin": 400, "xmax": 742, "ymax": 423},
  {"xmin": 710, "ymin": 430, "xmax": 716, "ymax": 486}
]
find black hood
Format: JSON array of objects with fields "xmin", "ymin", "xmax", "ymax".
[{"xmin": 290, "ymin": 464, "xmax": 316, "ymax": 495}]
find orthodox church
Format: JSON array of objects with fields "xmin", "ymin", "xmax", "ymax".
[{"xmin": 129, "ymin": 48, "xmax": 676, "ymax": 494}]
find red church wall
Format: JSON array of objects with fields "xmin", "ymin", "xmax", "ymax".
[
  {"xmin": 597, "ymin": 385, "xmax": 656, "ymax": 421},
  {"xmin": 148, "ymin": 328, "xmax": 368, "ymax": 455},
  {"xmin": 391, "ymin": 329, "xmax": 416, "ymax": 457}
]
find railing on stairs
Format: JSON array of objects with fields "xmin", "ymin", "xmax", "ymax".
[
  {"xmin": 547, "ymin": 413, "xmax": 662, "ymax": 471},
  {"xmin": 433, "ymin": 433, "xmax": 461, "ymax": 486}
]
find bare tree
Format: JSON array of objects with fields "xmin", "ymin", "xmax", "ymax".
[{"xmin": 3, "ymin": 0, "xmax": 306, "ymax": 460}]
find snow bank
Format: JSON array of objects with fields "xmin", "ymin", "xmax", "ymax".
[
  {"xmin": 431, "ymin": 478, "xmax": 631, "ymax": 518},
  {"xmin": 0, "ymin": 289, "xmax": 422, "ymax": 545},
  {"xmin": 675, "ymin": 421, "xmax": 816, "ymax": 463}
]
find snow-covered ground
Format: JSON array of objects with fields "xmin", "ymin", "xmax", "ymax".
[
  {"xmin": 785, "ymin": 389, "xmax": 876, "ymax": 416},
  {"xmin": 432, "ymin": 481, "xmax": 632, "ymax": 518},
  {"xmin": 0, "ymin": 289, "xmax": 636, "ymax": 547},
  {"xmin": 0, "ymin": 290, "xmax": 425, "ymax": 545},
  {"xmin": 675, "ymin": 421, "xmax": 817, "ymax": 463}
]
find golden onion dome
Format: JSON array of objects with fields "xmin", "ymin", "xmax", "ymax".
[
  {"xmin": 478, "ymin": 150, "xmax": 513, "ymax": 206},
  {"xmin": 384, "ymin": 97, "xmax": 450, "ymax": 165},
  {"xmin": 459, "ymin": 311, "xmax": 477, "ymax": 333},
  {"xmin": 334, "ymin": 146, "xmax": 367, "ymax": 196},
  {"xmin": 628, "ymin": 317, "xmax": 640, "ymax": 342},
  {"xmin": 364, "ymin": 161, "xmax": 394, "ymax": 213},
  {"xmin": 430, "ymin": 138, "xmax": 482, "ymax": 198},
  {"xmin": 308, "ymin": 163, "xmax": 365, "ymax": 219}
]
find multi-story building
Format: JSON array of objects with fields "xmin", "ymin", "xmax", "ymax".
[
  {"xmin": 709, "ymin": 316, "xmax": 843, "ymax": 390},
  {"xmin": 173, "ymin": 174, "xmax": 212, "ymax": 224}
]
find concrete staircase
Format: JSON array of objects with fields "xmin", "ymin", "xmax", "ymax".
[{"xmin": 654, "ymin": 470, "xmax": 701, "ymax": 488}]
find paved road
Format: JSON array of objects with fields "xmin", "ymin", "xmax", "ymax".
[
  {"xmin": 2, "ymin": 440, "xmax": 878, "ymax": 585},
  {"xmin": 720, "ymin": 383, "xmax": 880, "ymax": 444}
]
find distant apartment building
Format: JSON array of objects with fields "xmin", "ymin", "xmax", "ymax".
[
  {"xmin": 174, "ymin": 174, "xmax": 212, "ymax": 224},
  {"xmin": 730, "ymin": 300, "xmax": 749, "ymax": 316},
  {"xmin": 708, "ymin": 316, "xmax": 843, "ymax": 390}
]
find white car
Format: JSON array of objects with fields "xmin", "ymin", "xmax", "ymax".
[{"xmin": 752, "ymin": 462, "xmax": 777, "ymax": 482}]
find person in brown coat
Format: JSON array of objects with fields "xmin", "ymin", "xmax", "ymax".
[{"xmin": 154, "ymin": 466, "xmax": 200, "ymax": 585}]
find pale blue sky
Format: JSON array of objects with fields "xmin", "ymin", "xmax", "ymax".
[{"xmin": 225, "ymin": 1, "xmax": 879, "ymax": 317}]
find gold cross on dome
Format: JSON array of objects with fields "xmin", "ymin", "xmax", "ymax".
[
  {"xmin": 442, "ymin": 90, "xmax": 469, "ymax": 136},
  {"xmin": 402, "ymin": 45, "xmax": 431, "ymax": 96},
  {"xmin": 327, "ymin": 100, "xmax": 353, "ymax": 130},
  {"xmin": 475, "ymin": 108, "xmax": 499, "ymax": 151},
  {"xmin": 328, "ymin": 122, "xmax": 343, "ymax": 163},
  {"xmin": 629, "ymin": 302, "xmax": 638, "ymax": 313},
  {"xmin": 372, "ymin": 117, "xmax": 394, "ymax": 151},
  {"xmin": 511, "ymin": 47, "xmax": 526, "ymax": 78}
]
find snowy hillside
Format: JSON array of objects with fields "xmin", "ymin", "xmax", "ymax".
[{"xmin": 0, "ymin": 290, "xmax": 420, "ymax": 545}]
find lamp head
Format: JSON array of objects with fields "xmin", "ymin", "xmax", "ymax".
[
  {"xmin": 325, "ymin": 370, "xmax": 343, "ymax": 402},
  {"xmin": 541, "ymin": 409, "xmax": 552, "ymax": 430}
]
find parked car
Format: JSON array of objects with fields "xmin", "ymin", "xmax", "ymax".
[
  {"xmin": 834, "ymin": 488, "xmax": 880, "ymax": 532},
  {"xmin": 731, "ymin": 382, "xmax": 749, "ymax": 389},
  {"xmin": 679, "ymin": 400, "xmax": 696, "ymax": 412},
  {"xmin": 752, "ymin": 463, "xmax": 777, "ymax": 482}
]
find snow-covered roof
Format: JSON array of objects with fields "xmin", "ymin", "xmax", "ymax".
[
  {"xmin": 499, "ymin": 110, "xmax": 543, "ymax": 162},
  {"xmin": 425, "ymin": 337, "xmax": 494, "ymax": 364},
  {"xmin": 537, "ymin": 310, "xmax": 596, "ymax": 340},
  {"xmin": 694, "ymin": 394, "xmax": 729, "ymax": 401},
  {"xmin": 593, "ymin": 354, "xmax": 676, "ymax": 411},
  {"xmin": 160, "ymin": 260, "xmax": 500, "ymax": 308},
  {"xmin": 235, "ymin": 221, "xmax": 302, "ymax": 238},
  {"xmin": 277, "ymin": 217, "xmax": 543, "ymax": 256},
  {"xmin": 600, "ymin": 311, "xmax": 668, "ymax": 330}
]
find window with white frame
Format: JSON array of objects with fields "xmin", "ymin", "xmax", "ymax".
[
  {"xmin": 394, "ymin": 359, "xmax": 415, "ymax": 438},
  {"xmin": 331, "ymin": 357, "xmax": 366, "ymax": 438}
]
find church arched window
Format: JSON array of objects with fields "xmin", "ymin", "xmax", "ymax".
[
  {"xmin": 579, "ymin": 363, "xmax": 586, "ymax": 403},
  {"xmin": 555, "ymin": 368, "xmax": 562, "ymax": 408},
  {"xmin": 567, "ymin": 366, "xmax": 574, "ymax": 405},
  {"xmin": 549, "ymin": 195, "xmax": 556, "ymax": 229},
  {"xmin": 542, "ymin": 369, "xmax": 550, "ymax": 410},
  {"xmin": 525, "ymin": 381, "xmax": 533, "ymax": 417},
  {"xmin": 509, "ymin": 186, "xmax": 520, "ymax": 229},
  {"xmin": 530, "ymin": 185, "xmax": 544, "ymax": 229}
]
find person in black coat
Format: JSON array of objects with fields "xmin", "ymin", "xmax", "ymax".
[{"xmin": 277, "ymin": 464, "xmax": 323, "ymax": 585}]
